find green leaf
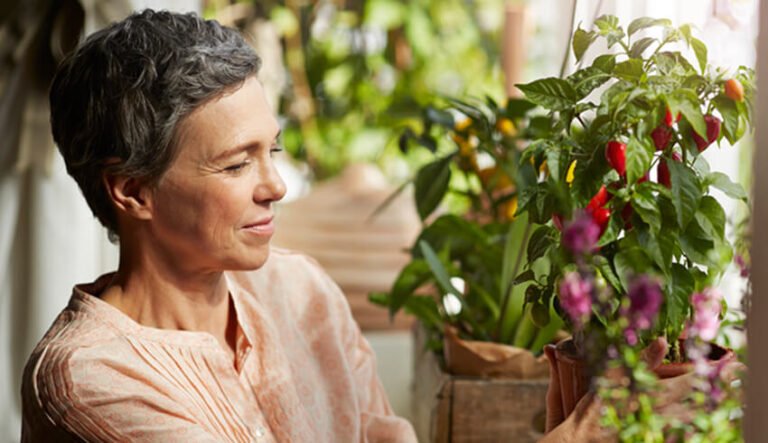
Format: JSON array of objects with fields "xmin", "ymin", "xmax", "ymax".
[
  {"xmin": 402, "ymin": 296, "xmax": 443, "ymax": 329},
  {"xmin": 632, "ymin": 186, "xmax": 661, "ymax": 233},
  {"xmin": 527, "ymin": 225, "xmax": 556, "ymax": 263},
  {"xmin": 567, "ymin": 67, "xmax": 611, "ymax": 98},
  {"xmin": 667, "ymin": 264, "xmax": 694, "ymax": 331},
  {"xmin": 572, "ymin": 28, "xmax": 597, "ymax": 62},
  {"xmin": 387, "ymin": 259, "xmax": 432, "ymax": 317},
  {"xmin": 505, "ymin": 99, "xmax": 537, "ymax": 119},
  {"xmin": 424, "ymin": 106, "xmax": 454, "ymax": 128},
  {"xmin": 363, "ymin": 0, "xmax": 405, "ymax": 29},
  {"xmin": 636, "ymin": 223, "xmax": 674, "ymax": 272},
  {"xmin": 593, "ymin": 255, "xmax": 622, "ymax": 292},
  {"xmin": 629, "ymin": 37, "xmax": 656, "ymax": 58},
  {"xmin": 713, "ymin": 95, "xmax": 739, "ymax": 145},
  {"xmin": 501, "ymin": 212, "xmax": 530, "ymax": 295},
  {"xmin": 667, "ymin": 160, "xmax": 701, "ymax": 228},
  {"xmin": 545, "ymin": 147, "xmax": 563, "ymax": 180},
  {"xmin": 419, "ymin": 241, "xmax": 463, "ymax": 299},
  {"xmin": 531, "ymin": 301, "xmax": 550, "ymax": 328},
  {"xmin": 690, "ymin": 37, "xmax": 708, "ymax": 74},
  {"xmin": 680, "ymin": 220, "xmax": 715, "ymax": 266},
  {"xmin": 614, "ymin": 247, "xmax": 652, "ymax": 291},
  {"xmin": 625, "ymin": 137, "xmax": 654, "ymax": 185},
  {"xmin": 666, "ymin": 90, "xmax": 706, "ymax": 139},
  {"xmin": 654, "ymin": 51, "xmax": 696, "ymax": 76},
  {"xmin": 614, "ymin": 59, "xmax": 645, "ymax": 82},
  {"xmin": 592, "ymin": 54, "xmax": 616, "ymax": 73},
  {"xmin": 596, "ymin": 213, "xmax": 623, "ymax": 247},
  {"xmin": 695, "ymin": 196, "xmax": 726, "ymax": 241},
  {"xmin": 628, "ymin": 17, "xmax": 672, "ymax": 36},
  {"xmin": 516, "ymin": 78, "xmax": 578, "ymax": 111},
  {"xmin": 705, "ymin": 172, "xmax": 748, "ymax": 202},
  {"xmin": 594, "ymin": 15, "xmax": 625, "ymax": 48},
  {"xmin": 414, "ymin": 155, "xmax": 453, "ymax": 220}
]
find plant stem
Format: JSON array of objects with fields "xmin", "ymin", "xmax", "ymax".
[
  {"xmin": 559, "ymin": 0, "xmax": 579, "ymax": 79},
  {"xmin": 494, "ymin": 220, "xmax": 533, "ymax": 341}
]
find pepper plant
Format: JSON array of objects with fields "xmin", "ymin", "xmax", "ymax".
[{"xmin": 513, "ymin": 15, "xmax": 754, "ymax": 358}]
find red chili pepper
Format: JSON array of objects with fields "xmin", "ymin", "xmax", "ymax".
[
  {"xmin": 692, "ymin": 115, "xmax": 721, "ymax": 152},
  {"xmin": 591, "ymin": 207, "xmax": 611, "ymax": 234},
  {"xmin": 664, "ymin": 108, "xmax": 682, "ymax": 127},
  {"xmin": 552, "ymin": 213, "xmax": 564, "ymax": 231},
  {"xmin": 605, "ymin": 141, "xmax": 627, "ymax": 176},
  {"xmin": 651, "ymin": 125, "xmax": 673, "ymax": 151},
  {"xmin": 587, "ymin": 185, "xmax": 609, "ymax": 211},
  {"xmin": 621, "ymin": 203, "xmax": 634, "ymax": 230},
  {"xmin": 657, "ymin": 152, "xmax": 682, "ymax": 188}
]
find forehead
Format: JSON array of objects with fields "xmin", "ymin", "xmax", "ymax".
[{"xmin": 174, "ymin": 77, "xmax": 279, "ymax": 160}]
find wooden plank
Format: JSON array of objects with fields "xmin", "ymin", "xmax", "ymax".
[
  {"xmin": 450, "ymin": 378, "xmax": 547, "ymax": 442},
  {"xmin": 412, "ymin": 325, "xmax": 548, "ymax": 442}
]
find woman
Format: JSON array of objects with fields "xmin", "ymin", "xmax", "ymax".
[{"xmin": 21, "ymin": 10, "xmax": 416, "ymax": 442}]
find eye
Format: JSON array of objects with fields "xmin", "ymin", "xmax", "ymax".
[
  {"xmin": 269, "ymin": 145, "xmax": 283, "ymax": 157},
  {"xmin": 223, "ymin": 160, "xmax": 250, "ymax": 173}
]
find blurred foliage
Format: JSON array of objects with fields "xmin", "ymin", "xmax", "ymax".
[
  {"xmin": 205, "ymin": 0, "xmax": 508, "ymax": 180},
  {"xmin": 370, "ymin": 95, "xmax": 564, "ymax": 355}
]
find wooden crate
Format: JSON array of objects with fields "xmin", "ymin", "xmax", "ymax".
[{"xmin": 412, "ymin": 327, "xmax": 548, "ymax": 442}]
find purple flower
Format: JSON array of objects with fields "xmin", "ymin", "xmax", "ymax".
[
  {"xmin": 735, "ymin": 255, "xmax": 750, "ymax": 278},
  {"xmin": 559, "ymin": 272, "xmax": 593, "ymax": 326},
  {"xmin": 562, "ymin": 212, "xmax": 601, "ymax": 256},
  {"xmin": 622, "ymin": 275, "xmax": 662, "ymax": 345},
  {"xmin": 626, "ymin": 275, "xmax": 663, "ymax": 330},
  {"xmin": 689, "ymin": 288, "xmax": 723, "ymax": 341}
]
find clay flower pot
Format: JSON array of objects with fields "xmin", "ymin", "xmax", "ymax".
[{"xmin": 543, "ymin": 338, "xmax": 736, "ymax": 431}]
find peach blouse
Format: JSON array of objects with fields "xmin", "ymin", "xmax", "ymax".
[{"xmin": 21, "ymin": 248, "xmax": 416, "ymax": 442}]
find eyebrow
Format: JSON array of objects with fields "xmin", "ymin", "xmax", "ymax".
[{"xmin": 210, "ymin": 130, "xmax": 282, "ymax": 162}]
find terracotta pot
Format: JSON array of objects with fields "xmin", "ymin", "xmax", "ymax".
[
  {"xmin": 543, "ymin": 338, "xmax": 736, "ymax": 432},
  {"xmin": 654, "ymin": 340, "xmax": 736, "ymax": 379},
  {"xmin": 544, "ymin": 339, "xmax": 591, "ymax": 423}
]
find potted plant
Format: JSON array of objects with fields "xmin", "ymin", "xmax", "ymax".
[
  {"xmin": 510, "ymin": 15, "xmax": 754, "ymax": 439},
  {"xmin": 370, "ymin": 89, "xmax": 566, "ymax": 441}
]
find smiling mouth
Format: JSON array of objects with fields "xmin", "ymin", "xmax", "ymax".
[{"xmin": 242, "ymin": 217, "xmax": 274, "ymax": 236}]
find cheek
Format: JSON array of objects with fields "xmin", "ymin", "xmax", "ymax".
[{"xmin": 154, "ymin": 183, "xmax": 235, "ymax": 241}]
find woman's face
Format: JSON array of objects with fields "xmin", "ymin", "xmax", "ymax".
[{"xmin": 148, "ymin": 77, "xmax": 286, "ymax": 272}]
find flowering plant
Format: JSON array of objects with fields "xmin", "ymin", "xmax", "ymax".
[
  {"xmin": 511, "ymin": 16, "xmax": 754, "ymax": 441},
  {"xmin": 513, "ymin": 15, "xmax": 754, "ymax": 358}
]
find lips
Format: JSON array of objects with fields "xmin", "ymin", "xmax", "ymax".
[{"xmin": 242, "ymin": 216, "xmax": 274, "ymax": 236}]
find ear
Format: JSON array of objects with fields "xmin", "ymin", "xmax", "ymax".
[{"xmin": 102, "ymin": 172, "xmax": 154, "ymax": 221}]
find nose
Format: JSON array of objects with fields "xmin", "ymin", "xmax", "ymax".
[{"xmin": 253, "ymin": 158, "xmax": 286, "ymax": 204}]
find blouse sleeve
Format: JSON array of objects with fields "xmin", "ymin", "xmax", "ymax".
[
  {"xmin": 305, "ymin": 256, "xmax": 418, "ymax": 443},
  {"xmin": 22, "ymin": 346, "xmax": 221, "ymax": 443}
]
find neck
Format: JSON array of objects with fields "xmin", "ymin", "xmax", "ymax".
[{"xmin": 100, "ymin": 230, "xmax": 236, "ymax": 353}]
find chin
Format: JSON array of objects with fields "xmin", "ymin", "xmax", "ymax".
[{"xmin": 229, "ymin": 244, "xmax": 272, "ymax": 271}]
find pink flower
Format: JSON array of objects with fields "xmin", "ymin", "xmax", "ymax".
[
  {"xmin": 627, "ymin": 276, "xmax": 662, "ymax": 328},
  {"xmin": 559, "ymin": 272, "xmax": 593, "ymax": 326},
  {"xmin": 622, "ymin": 275, "xmax": 662, "ymax": 345},
  {"xmin": 689, "ymin": 288, "xmax": 723, "ymax": 341},
  {"xmin": 562, "ymin": 212, "xmax": 601, "ymax": 256}
]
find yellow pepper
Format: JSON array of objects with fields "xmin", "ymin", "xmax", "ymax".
[
  {"xmin": 454, "ymin": 118, "xmax": 472, "ymax": 132},
  {"xmin": 495, "ymin": 117, "xmax": 517, "ymax": 137},
  {"xmin": 566, "ymin": 160, "xmax": 577, "ymax": 185}
]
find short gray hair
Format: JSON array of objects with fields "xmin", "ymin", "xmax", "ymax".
[{"xmin": 50, "ymin": 9, "xmax": 262, "ymax": 239}]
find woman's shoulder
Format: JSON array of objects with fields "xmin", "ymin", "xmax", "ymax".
[{"xmin": 21, "ymin": 306, "xmax": 134, "ymax": 429}]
